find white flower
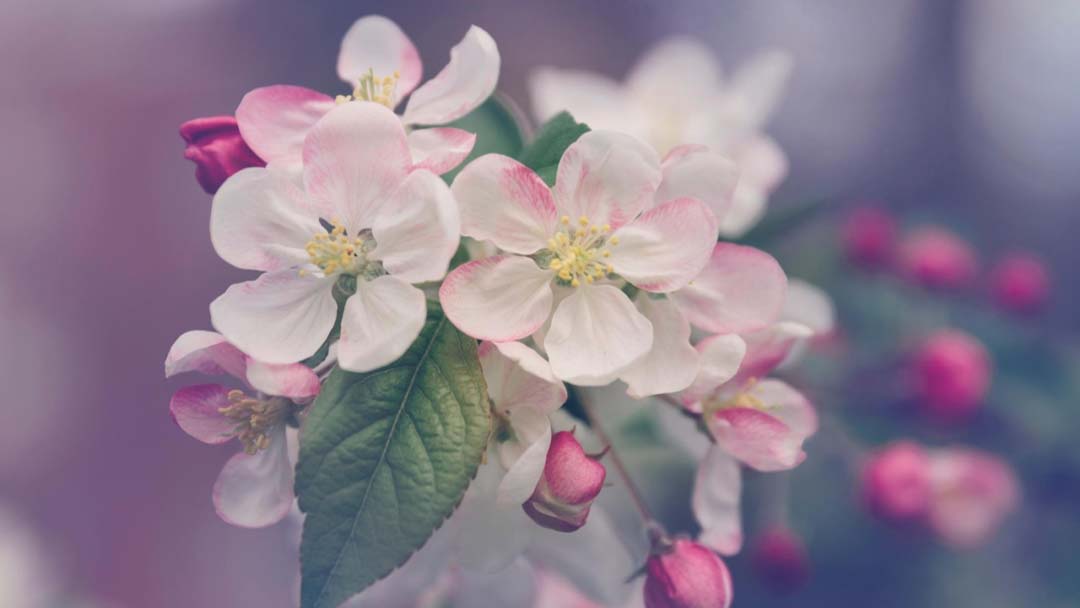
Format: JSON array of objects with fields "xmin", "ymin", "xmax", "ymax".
[
  {"xmin": 237, "ymin": 15, "xmax": 500, "ymax": 175},
  {"xmin": 209, "ymin": 102, "xmax": 460, "ymax": 371},
  {"xmin": 531, "ymin": 38, "xmax": 792, "ymax": 237}
]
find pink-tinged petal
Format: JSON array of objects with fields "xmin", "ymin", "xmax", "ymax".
[
  {"xmin": 402, "ymin": 26, "xmax": 500, "ymax": 126},
  {"xmin": 671, "ymin": 243, "xmax": 788, "ymax": 334},
  {"xmin": 303, "ymin": 102, "xmax": 411, "ymax": 234},
  {"xmin": 210, "ymin": 270, "xmax": 338, "ymax": 365},
  {"xmin": 408, "ymin": 127, "xmax": 476, "ymax": 175},
  {"xmin": 245, "ymin": 360, "xmax": 321, "ymax": 400},
  {"xmin": 728, "ymin": 50, "xmax": 793, "ymax": 131},
  {"xmin": 656, "ymin": 145, "xmax": 739, "ymax": 221},
  {"xmin": 479, "ymin": 341, "xmax": 567, "ymax": 415},
  {"xmin": 707, "ymin": 407, "xmax": 804, "ymax": 472},
  {"xmin": 440, "ymin": 256, "xmax": 555, "ymax": 341},
  {"xmin": 733, "ymin": 135, "xmax": 788, "ymax": 193},
  {"xmin": 210, "ymin": 166, "xmax": 321, "ymax": 272},
  {"xmin": 528, "ymin": 68, "xmax": 648, "ymax": 138},
  {"xmin": 544, "ymin": 285, "xmax": 653, "ymax": 385},
  {"xmin": 735, "ymin": 322, "xmax": 813, "ymax": 384},
  {"xmin": 693, "ymin": 446, "xmax": 744, "ymax": 556},
  {"xmin": 609, "ymin": 197, "xmax": 718, "ymax": 292},
  {"xmin": 781, "ymin": 279, "xmax": 835, "ymax": 336},
  {"xmin": 337, "ymin": 276, "xmax": 427, "ymax": 373},
  {"xmin": 164, "ymin": 330, "xmax": 246, "ymax": 380},
  {"xmin": 752, "ymin": 379, "xmax": 818, "ymax": 439},
  {"xmin": 235, "ymin": 85, "xmax": 335, "ymax": 167},
  {"xmin": 496, "ymin": 406, "xmax": 553, "ymax": 507},
  {"xmin": 169, "ymin": 384, "xmax": 235, "ymax": 445},
  {"xmin": 628, "ymin": 37, "xmax": 722, "ymax": 116},
  {"xmin": 926, "ymin": 448, "xmax": 1020, "ymax": 548},
  {"xmin": 371, "ymin": 169, "xmax": 460, "ymax": 283},
  {"xmin": 212, "ymin": 425, "xmax": 294, "ymax": 528},
  {"xmin": 451, "ymin": 154, "xmax": 558, "ymax": 254},
  {"xmin": 554, "ymin": 131, "xmax": 662, "ymax": 230},
  {"xmin": 717, "ymin": 182, "xmax": 768, "ymax": 238},
  {"xmin": 621, "ymin": 296, "xmax": 699, "ymax": 398},
  {"xmin": 681, "ymin": 334, "xmax": 747, "ymax": 412},
  {"xmin": 337, "ymin": 15, "xmax": 422, "ymax": 100}
]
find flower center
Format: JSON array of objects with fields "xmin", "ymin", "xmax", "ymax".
[
  {"xmin": 703, "ymin": 379, "xmax": 766, "ymax": 417},
  {"xmin": 545, "ymin": 215, "xmax": 618, "ymax": 287},
  {"xmin": 336, "ymin": 68, "xmax": 401, "ymax": 109},
  {"xmin": 302, "ymin": 220, "xmax": 379, "ymax": 277},
  {"xmin": 219, "ymin": 390, "xmax": 291, "ymax": 455}
]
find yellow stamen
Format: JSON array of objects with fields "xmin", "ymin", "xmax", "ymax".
[
  {"xmin": 545, "ymin": 215, "xmax": 619, "ymax": 288},
  {"xmin": 218, "ymin": 391, "xmax": 290, "ymax": 455}
]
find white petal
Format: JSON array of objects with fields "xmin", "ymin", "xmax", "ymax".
[
  {"xmin": 408, "ymin": 128, "xmax": 476, "ymax": 175},
  {"xmin": 554, "ymin": 131, "xmax": 661, "ymax": 230},
  {"xmin": 402, "ymin": 26, "xmax": 500, "ymax": 126},
  {"xmin": 733, "ymin": 135, "xmax": 788, "ymax": 193},
  {"xmin": 671, "ymin": 243, "xmax": 787, "ymax": 334},
  {"xmin": 235, "ymin": 85, "xmax": 335, "ymax": 167},
  {"xmin": 245, "ymin": 360, "xmax": 321, "ymax": 400},
  {"xmin": 751, "ymin": 379, "xmax": 818, "ymax": 439},
  {"xmin": 451, "ymin": 154, "xmax": 558, "ymax": 255},
  {"xmin": 303, "ymin": 103, "xmax": 411, "ymax": 234},
  {"xmin": 164, "ymin": 330, "xmax": 246, "ymax": 380},
  {"xmin": 621, "ymin": 296, "xmax": 699, "ymax": 398},
  {"xmin": 371, "ymin": 169, "xmax": 460, "ymax": 283},
  {"xmin": 681, "ymin": 334, "xmax": 747, "ymax": 411},
  {"xmin": 627, "ymin": 37, "xmax": 722, "ymax": 118},
  {"xmin": 496, "ymin": 408, "xmax": 552, "ymax": 507},
  {"xmin": 544, "ymin": 285, "xmax": 653, "ymax": 385},
  {"xmin": 454, "ymin": 462, "xmax": 535, "ymax": 573},
  {"xmin": 440, "ymin": 256, "xmax": 555, "ymax": 341},
  {"xmin": 479, "ymin": 341, "xmax": 567, "ymax": 415},
  {"xmin": 337, "ymin": 276, "xmax": 427, "ymax": 372},
  {"xmin": 337, "ymin": 15, "xmax": 423, "ymax": 101},
  {"xmin": 609, "ymin": 197, "xmax": 718, "ymax": 292},
  {"xmin": 210, "ymin": 166, "xmax": 321, "ymax": 272},
  {"xmin": 718, "ymin": 182, "xmax": 768, "ymax": 238},
  {"xmin": 728, "ymin": 50, "xmax": 793, "ymax": 132},
  {"xmin": 656, "ymin": 145, "xmax": 739, "ymax": 221},
  {"xmin": 528, "ymin": 68, "xmax": 647, "ymax": 137},
  {"xmin": 693, "ymin": 446, "xmax": 744, "ymax": 555},
  {"xmin": 212, "ymin": 425, "xmax": 294, "ymax": 528},
  {"xmin": 781, "ymin": 279, "xmax": 835, "ymax": 336},
  {"xmin": 210, "ymin": 270, "xmax": 338, "ymax": 365}
]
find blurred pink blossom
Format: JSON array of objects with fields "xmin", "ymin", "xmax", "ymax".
[
  {"xmin": 990, "ymin": 252, "xmax": 1050, "ymax": 314},
  {"xmin": 911, "ymin": 329, "xmax": 992, "ymax": 422}
]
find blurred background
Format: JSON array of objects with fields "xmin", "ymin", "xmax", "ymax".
[{"xmin": 2, "ymin": 0, "xmax": 1078, "ymax": 606}]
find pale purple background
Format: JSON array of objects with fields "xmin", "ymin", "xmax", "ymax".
[{"xmin": 2, "ymin": 1, "xmax": 1078, "ymax": 606}]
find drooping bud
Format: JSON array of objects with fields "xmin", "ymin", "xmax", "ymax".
[
  {"xmin": 911, "ymin": 330, "xmax": 991, "ymax": 421},
  {"xmin": 522, "ymin": 431, "xmax": 606, "ymax": 532},
  {"xmin": 897, "ymin": 226, "xmax": 978, "ymax": 290},
  {"xmin": 750, "ymin": 527, "xmax": 810, "ymax": 593},
  {"xmin": 990, "ymin": 252, "xmax": 1050, "ymax": 315},
  {"xmin": 842, "ymin": 205, "xmax": 896, "ymax": 268},
  {"xmin": 644, "ymin": 538, "xmax": 733, "ymax": 608},
  {"xmin": 861, "ymin": 441, "xmax": 932, "ymax": 522},
  {"xmin": 179, "ymin": 116, "xmax": 265, "ymax": 194}
]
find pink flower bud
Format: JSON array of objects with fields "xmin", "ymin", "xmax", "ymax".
[
  {"xmin": 897, "ymin": 226, "xmax": 978, "ymax": 290},
  {"xmin": 990, "ymin": 252, "xmax": 1050, "ymax": 314},
  {"xmin": 180, "ymin": 116, "xmax": 265, "ymax": 194},
  {"xmin": 522, "ymin": 431, "xmax": 606, "ymax": 533},
  {"xmin": 750, "ymin": 527, "xmax": 810, "ymax": 592},
  {"xmin": 861, "ymin": 441, "xmax": 932, "ymax": 522},
  {"xmin": 842, "ymin": 206, "xmax": 896, "ymax": 268},
  {"xmin": 911, "ymin": 330, "xmax": 991, "ymax": 421},
  {"xmin": 644, "ymin": 538, "xmax": 733, "ymax": 608}
]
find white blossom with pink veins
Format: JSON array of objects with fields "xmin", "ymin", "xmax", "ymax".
[
  {"xmin": 236, "ymin": 15, "xmax": 499, "ymax": 175},
  {"xmin": 531, "ymin": 38, "xmax": 792, "ymax": 237},
  {"xmin": 440, "ymin": 130, "xmax": 724, "ymax": 388},
  {"xmin": 165, "ymin": 330, "xmax": 321, "ymax": 528},
  {"xmin": 209, "ymin": 102, "xmax": 460, "ymax": 372}
]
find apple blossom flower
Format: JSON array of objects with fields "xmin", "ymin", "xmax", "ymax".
[
  {"xmin": 860, "ymin": 441, "xmax": 933, "ymax": 523},
  {"xmin": 236, "ymin": 15, "xmax": 498, "ymax": 175},
  {"xmin": 897, "ymin": 226, "xmax": 979, "ymax": 290},
  {"xmin": 165, "ymin": 330, "xmax": 320, "ymax": 527},
  {"xmin": 990, "ymin": 251, "xmax": 1050, "ymax": 314},
  {"xmin": 523, "ymin": 430, "xmax": 607, "ymax": 533},
  {"xmin": 644, "ymin": 538, "xmax": 733, "ymax": 608},
  {"xmin": 209, "ymin": 102, "xmax": 460, "ymax": 371},
  {"xmin": 750, "ymin": 527, "xmax": 810, "ymax": 593},
  {"xmin": 179, "ymin": 115, "xmax": 265, "ymax": 194},
  {"xmin": 440, "ymin": 130, "xmax": 722, "ymax": 386},
  {"xmin": 926, "ymin": 447, "xmax": 1020, "ymax": 548},
  {"xmin": 531, "ymin": 38, "xmax": 792, "ymax": 237},
  {"xmin": 911, "ymin": 329, "xmax": 992, "ymax": 421},
  {"xmin": 842, "ymin": 205, "xmax": 897, "ymax": 268}
]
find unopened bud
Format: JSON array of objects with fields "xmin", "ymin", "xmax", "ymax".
[
  {"xmin": 897, "ymin": 226, "xmax": 978, "ymax": 290},
  {"xmin": 750, "ymin": 527, "xmax": 810, "ymax": 593},
  {"xmin": 861, "ymin": 441, "xmax": 932, "ymax": 522},
  {"xmin": 990, "ymin": 252, "xmax": 1050, "ymax": 315},
  {"xmin": 912, "ymin": 330, "xmax": 991, "ymax": 421},
  {"xmin": 842, "ymin": 205, "xmax": 896, "ymax": 268},
  {"xmin": 644, "ymin": 538, "xmax": 733, "ymax": 608},
  {"xmin": 522, "ymin": 431, "xmax": 606, "ymax": 533},
  {"xmin": 180, "ymin": 116, "xmax": 264, "ymax": 194}
]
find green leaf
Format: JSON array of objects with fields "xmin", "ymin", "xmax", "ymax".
[
  {"xmin": 441, "ymin": 94, "xmax": 526, "ymax": 183},
  {"xmin": 296, "ymin": 303, "xmax": 491, "ymax": 608},
  {"xmin": 518, "ymin": 111, "xmax": 590, "ymax": 185}
]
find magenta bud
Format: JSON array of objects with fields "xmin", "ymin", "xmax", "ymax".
[
  {"xmin": 180, "ymin": 116, "xmax": 265, "ymax": 194},
  {"xmin": 861, "ymin": 441, "xmax": 932, "ymax": 522},
  {"xmin": 522, "ymin": 431, "xmax": 606, "ymax": 533},
  {"xmin": 990, "ymin": 252, "xmax": 1050, "ymax": 315},
  {"xmin": 750, "ymin": 527, "xmax": 810, "ymax": 593},
  {"xmin": 644, "ymin": 538, "xmax": 733, "ymax": 608},
  {"xmin": 842, "ymin": 205, "xmax": 896, "ymax": 268},
  {"xmin": 912, "ymin": 330, "xmax": 991, "ymax": 421},
  {"xmin": 897, "ymin": 226, "xmax": 978, "ymax": 290}
]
